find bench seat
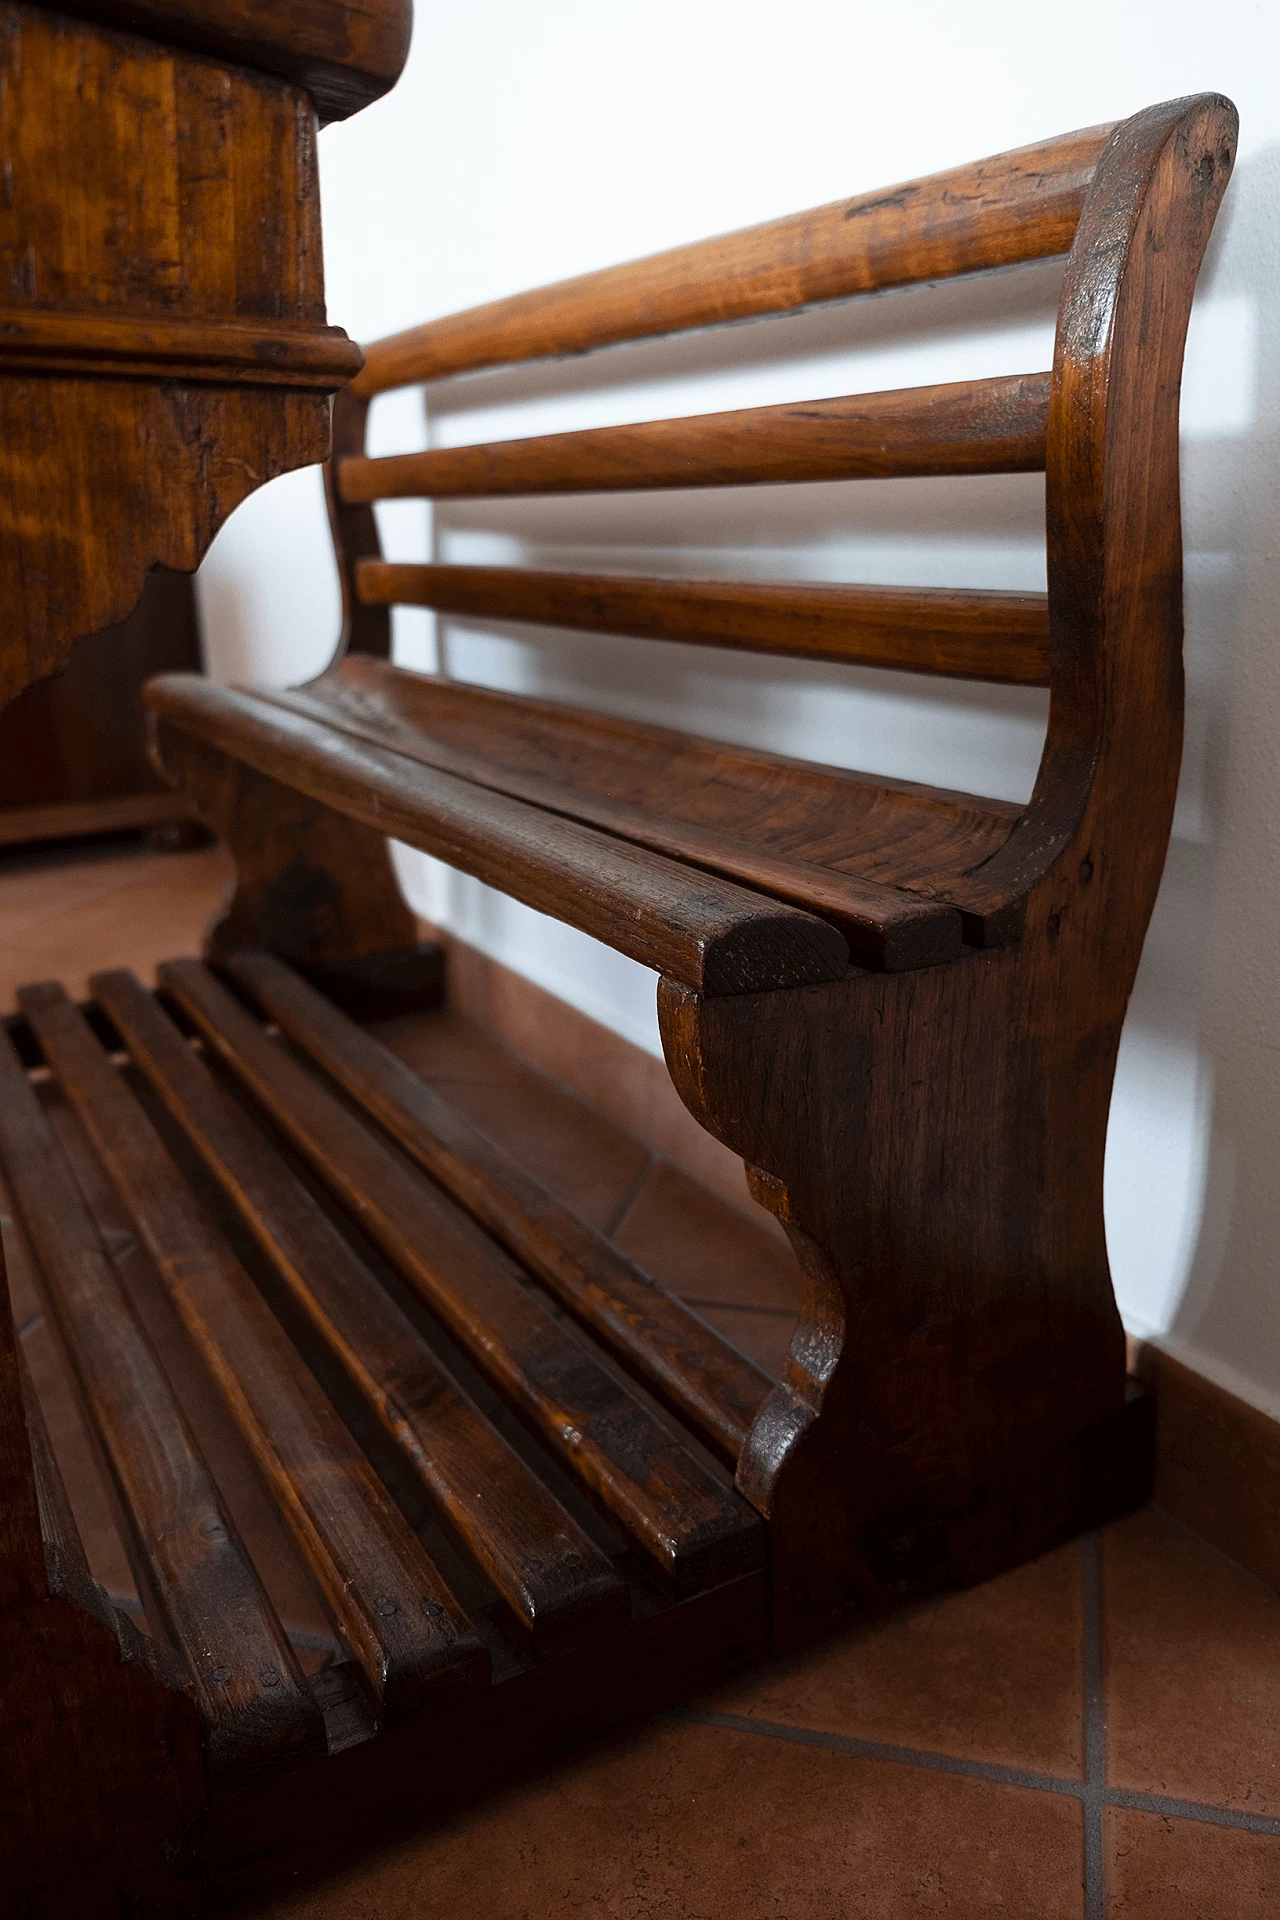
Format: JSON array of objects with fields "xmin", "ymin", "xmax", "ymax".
[{"xmin": 148, "ymin": 655, "xmax": 1025, "ymax": 979}]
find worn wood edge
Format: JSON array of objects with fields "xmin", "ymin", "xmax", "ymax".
[
  {"xmin": 354, "ymin": 560, "xmax": 1053, "ymax": 687},
  {"xmin": 55, "ymin": 0, "xmax": 414, "ymax": 124},
  {"xmin": 353, "ymin": 123, "xmax": 1112, "ymax": 394},
  {"xmin": 1127, "ymin": 1335, "xmax": 1280, "ymax": 1596},
  {"xmin": 145, "ymin": 680, "xmax": 853, "ymax": 995},
  {"xmin": 336, "ymin": 372, "xmax": 1050, "ymax": 502},
  {"xmin": 0, "ymin": 309, "xmax": 363, "ymax": 388}
]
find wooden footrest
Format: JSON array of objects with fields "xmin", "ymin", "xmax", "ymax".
[{"xmin": 0, "ymin": 960, "xmax": 769, "ymax": 1802}]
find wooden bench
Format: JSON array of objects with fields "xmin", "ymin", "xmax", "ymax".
[{"xmin": 0, "ymin": 78, "xmax": 1235, "ymax": 1913}]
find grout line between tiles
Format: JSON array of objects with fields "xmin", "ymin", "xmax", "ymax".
[
  {"xmin": 679, "ymin": 1706, "xmax": 1280, "ymax": 1839},
  {"xmin": 602, "ymin": 1153, "xmax": 654, "ymax": 1239}
]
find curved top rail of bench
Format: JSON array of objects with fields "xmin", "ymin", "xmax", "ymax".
[
  {"xmin": 352, "ymin": 121, "xmax": 1115, "ymax": 396},
  {"xmin": 59, "ymin": 1, "xmax": 413, "ymax": 122}
]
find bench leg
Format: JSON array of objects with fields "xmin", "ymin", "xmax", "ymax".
[
  {"xmin": 157, "ymin": 731, "xmax": 444, "ymax": 1020},
  {"xmin": 659, "ymin": 942, "xmax": 1152, "ymax": 1650}
]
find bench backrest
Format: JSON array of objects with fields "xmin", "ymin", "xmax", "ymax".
[{"xmin": 325, "ymin": 96, "xmax": 1236, "ymax": 954}]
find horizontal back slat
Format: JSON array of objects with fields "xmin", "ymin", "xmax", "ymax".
[
  {"xmin": 357, "ymin": 561, "xmax": 1052, "ymax": 688},
  {"xmin": 339, "ymin": 373, "xmax": 1049, "ymax": 503},
  {"xmin": 353, "ymin": 124, "xmax": 1112, "ymax": 396}
]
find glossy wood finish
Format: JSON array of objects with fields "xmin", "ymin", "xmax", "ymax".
[
  {"xmin": 355, "ymin": 562, "xmax": 1053, "ymax": 686},
  {"xmin": 0, "ymin": 2, "xmax": 359, "ymax": 708},
  {"xmin": 89, "ymin": 968, "xmax": 629, "ymax": 1657},
  {"xmin": 354, "ymin": 123, "xmax": 1112, "ymax": 394},
  {"xmin": 155, "ymin": 958, "xmax": 766, "ymax": 1600},
  {"xmin": 0, "ymin": 1020, "xmax": 326, "ymax": 1783},
  {"xmin": 338, "ymin": 372, "xmax": 1049, "ymax": 503},
  {"xmin": 19, "ymin": 979, "xmax": 498, "ymax": 1707},
  {"xmin": 227, "ymin": 949, "xmax": 773, "ymax": 1463},
  {"xmin": 149, "ymin": 688, "xmax": 853, "ymax": 994},
  {"xmin": 63, "ymin": 0, "xmax": 412, "ymax": 123}
]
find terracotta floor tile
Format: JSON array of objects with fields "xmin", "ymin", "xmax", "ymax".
[
  {"xmin": 431, "ymin": 1073, "xmax": 650, "ymax": 1234},
  {"xmin": 1105, "ymin": 1806, "xmax": 1280, "ymax": 1917},
  {"xmin": 613, "ymin": 1158, "xmax": 803, "ymax": 1312},
  {"xmin": 1104, "ymin": 1508, "xmax": 1280, "ymax": 1814},
  {"xmin": 252, "ymin": 1719, "xmax": 1085, "ymax": 1920},
  {"xmin": 713, "ymin": 1538, "xmax": 1085, "ymax": 1778},
  {"xmin": 696, "ymin": 1303, "xmax": 796, "ymax": 1380},
  {"xmin": 372, "ymin": 1007, "xmax": 530, "ymax": 1090},
  {"xmin": 0, "ymin": 839, "xmax": 232, "ymax": 1010}
]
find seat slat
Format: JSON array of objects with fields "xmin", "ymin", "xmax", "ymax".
[
  {"xmin": 87, "ymin": 970, "xmax": 629, "ymax": 1659},
  {"xmin": 353, "ymin": 124, "xmax": 1111, "ymax": 394},
  {"xmin": 226, "ymin": 951, "xmax": 774, "ymax": 1464},
  {"xmin": 0, "ymin": 1024, "xmax": 326, "ymax": 1782},
  {"xmin": 18, "ymin": 980, "xmax": 495, "ymax": 1704},
  {"xmin": 154, "ymin": 959, "xmax": 766, "ymax": 1601},
  {"xmin": 258, "ymin": 681, "xmax": 961, "ymax": 970},
  {"xmin": 309, "ymin": 656, "xmax": 1025, "ymax": 942},
  {"xmin": 338, "ymin": 373, "xmax": 1049, "ymax": 504},
  {"xmin": 356, "ymin": 562, "xmax": 1052, "ymax": 688},
  {"xmin": 146, "ymin": 676, "xmax": 851, "ymax": 995}
]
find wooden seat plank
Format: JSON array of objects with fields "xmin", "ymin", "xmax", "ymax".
[
  {"xmin": 0, "ymin": 1023, "xmax": 326, "ymax": 1783},
  {"xmin": 255, "ymin": 683, "xmax": 961, "ymax": 969},
  {"xmin": 226, "ymin": 950, "xmax": 774, "ymax": 1463},
  {"xmin": 355, "ymin": 562, "xmax": 1053, "ymax": 688},
  {"xmin": 18, "ymin": 979, "xmax": 494, "ymax": 1707},
  {"xmin": 152, "ymin": 960, "xmax": 766, "ymax": 1600},
  {"xmin": 337, "ymin": 372, "xmax": 1049, "ymax": 503},
  {"xmin": 86, "ymin": 970, "xmax": 630, "ymax": 1657},
  {"xmin": 145, "ymin": 677, "xmax": 851, "ymax": 993}
]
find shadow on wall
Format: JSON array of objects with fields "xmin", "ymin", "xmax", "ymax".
[{"xmin": 370, "ymin": 145, "xmax": 1277, "ymax": 1409}]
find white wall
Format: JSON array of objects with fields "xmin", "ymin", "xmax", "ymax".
[{"xmin": 196, "ymin": 0, "xmax": 1280, "ymax": 1421}]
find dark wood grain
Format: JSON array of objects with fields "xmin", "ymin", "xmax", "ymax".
[
  {"xmin": 89, "ymin": 968, "xmax": 629, "ymax": 1658},
  {"xmin": 147, "ymin": 682, "xmax": 853, "ymax": 994},
  {"xmin": 258, "ymin": 677, "xmax": 962, "ymax": 969},
  {"xmin": 354, "ymin": 125, "xmax": 1111, "ymax": 393},
  {"xmin": 155, "ymin": 958, "xmax": 765, "ymax": 1600},
  {"xmin": 60, "ymin": 0, "xmax": 413, "ymax": 123},
  {"xmin": 227, "ymin": 950, "xmax": 774, "ymax": 1462},
  {"xmin": 18, "ymin": 978, "xmax": 497, "ymax": 1707},
  {"xmin": 0, "ymin": 1021, "xmax": 326, "ymax": 1784},
  {"xmin": 0, "ymin": 4, "xmax": 350, "ymax": 708},
  {"xmin": 355, "ymin": 562, "xmax": 1052, "ymax": 686},
  {"xmin": 338, "ymin": 372, "xmax": 1049, "ymax": 502}
]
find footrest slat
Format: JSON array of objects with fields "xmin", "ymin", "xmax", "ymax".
[
  {"xmin": 155, "ymin": 960, "xmax": 765, "ymax": 1600},
  {"xmin": 0, "ymin": 1024, "xmax": 325, "ymax": 1785},
  {"xmin": 91, "ymin": 969, "xmax": 630, "ymax": 1657},
  {"xmin": 228, "ymin": 949, "xmax": 771, "ymax": 1464},
  {"xmin": 18, "ymin": 980, "xmax": 489, "ymax": 1721}
]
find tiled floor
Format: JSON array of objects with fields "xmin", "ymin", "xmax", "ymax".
[{"xmin": 6, "ymin": 835, "xmax": 1280, "ymax": 1918}]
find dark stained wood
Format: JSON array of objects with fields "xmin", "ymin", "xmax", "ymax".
[
  {"xmin": 277, "ymin": 654, "xmax": 1025, "ymax": 943},
  {"xmin": 0, "ymin": 570, "xmax": 202, "ymax": 848},
  {"xmin": 355, "ymin": 562, "xmax": 1053, "ymax": 687},
  {"xmin": 353, "ymin": 125, "xmax": 1112, "ymax": 394},
  {"xmin": 18, "ymin": 980, "xmax": 498, "ymax": 1705},
  {"xmin": 61, "ymin": 0, "xmax": 413, "ymax": 124},
  {"xmin": 148, "ymin": 685, "xmax": 853, "ymax": 994},
  {"xmin": 227, "ymin": 949, "xmax": 773, "ymax": 1462},
  {"xmin": 154, "ymin": 958, "xmax": 766, "ymax": 1599},
  {"xmin": 338, "ymin": 372, "xmax": 1050, "ymax": 503},
  {"xmin": 256, "ymin": 677, "xmax": 963, "ymax": 968},
  {"xmin": 88, "ymin": 967, "xmax": 630, "ymax": 1657},
  {"xmin": 327, "ymin": 388, "xmax": 393, "ymax": 660},
  {"xmin": 0, "ymin": 1022, "xmax": 327, "ymax": 1784},
  {"xmin": 0, "ymin": 3, "xmax": 355, "ymax": 710}
]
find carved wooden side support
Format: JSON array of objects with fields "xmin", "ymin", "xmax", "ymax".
[
  {"xmin": 158, "ymin": 725, "xmax": 442, "ymax": 1019},
  {"xmin": 658, "ymin": 95, "xmax": 1236, "ymax": 1651}
]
